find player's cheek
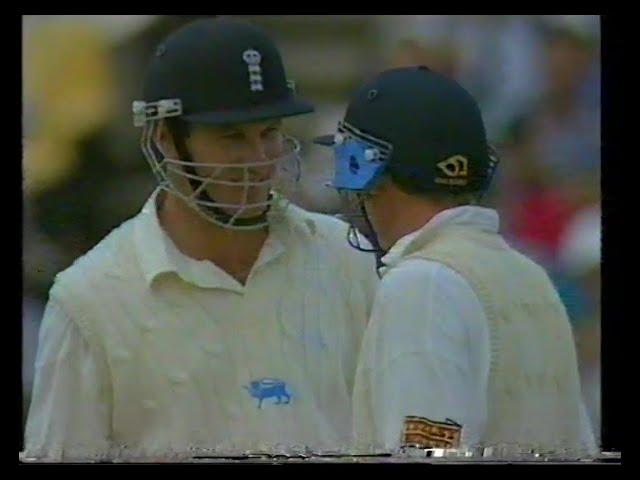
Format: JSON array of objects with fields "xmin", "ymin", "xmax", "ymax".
[{"xmin": 363, "ymin": 197, "xmax": 381, "ymax": 229}]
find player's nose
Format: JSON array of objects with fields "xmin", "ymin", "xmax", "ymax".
[
  {"xmin": 241, "ymin": 140, "xmax": 275, "ymax": 177},
  {"xmin": 242, "ymin": 138, "xmax": 270, "ymax": 162}
]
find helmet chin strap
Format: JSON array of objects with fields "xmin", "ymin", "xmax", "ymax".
[
  {"xmin": 346, "ymin": 195, "xmax": 386, "ymax": 275},
  {"xmin": 166, "ymin": 122, "xmax": 271, "ymax": 228}
]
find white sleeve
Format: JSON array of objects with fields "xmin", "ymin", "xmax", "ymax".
[
  {"xmin": 21, "ymin": 299, "xmax": 112, "ymax": 462},
  {"xmin": 359, "ymin": 260, "xmax": 491, "ymax": 451}
]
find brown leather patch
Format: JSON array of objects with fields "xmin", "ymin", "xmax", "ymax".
[{"xmin": 401, "ymin": 416, "xmax": 462, "ymax": 449}]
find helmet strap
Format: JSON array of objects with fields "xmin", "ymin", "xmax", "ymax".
[
  {"xmin": 344, "ymin": 195, "xmax": 386, "ymax": 275},
  {"xmin": 358, "ymin": 200, "xmax": 386, "ymax": 274}
]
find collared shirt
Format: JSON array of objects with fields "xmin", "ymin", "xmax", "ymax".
[
  {"xmin": 23, "ymin": 189, "xmax": 378, "ymax": 461},
  {"xmin": 352, "ymin": 206, "xmax": 595, "ymax": 452},
  {"xmin": 134, "ymin": 190, "xmax": 289, "ymax": 292}
]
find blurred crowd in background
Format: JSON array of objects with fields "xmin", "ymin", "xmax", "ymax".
[{"xmin": 22, "ymin": 15, "xmax": 601, "ymax": 445}]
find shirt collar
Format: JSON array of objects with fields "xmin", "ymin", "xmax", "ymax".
[
  {"xmin": 380, "ymin": 206, "xmax": 500, "ymax": 272},
  {"xmin": 134, "ymin": 189, "xmax": 176, "ymax": 288},
  {"xmin": 134, "ymin": 189, "xmax": 313, "ymax": 291}
]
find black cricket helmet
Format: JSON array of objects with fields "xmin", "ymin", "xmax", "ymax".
[
  {"xmin": 133, "ymin": 18, "xmax": 315, "ymax": 229},
  {"xmin": 314, "ymin": 66, "xmax": 499, "ymax": 256},
  {"xmin": 315, "ymin": 66, "xmax": 498, "ymax": 196}
]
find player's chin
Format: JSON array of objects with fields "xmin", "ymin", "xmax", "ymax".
[
  {"xmin": 245, "ymin": 209, "xmax": 269, "ymax": 220},
  {"xmin": 216, "ymin": 205, "xmax": 270, "ymax": 221},
  {"xmin": 206, "ymin": 187, "xmax": 272, "ymax": 218},
  {"xmin": 218, "ymin": 197, "xmax": 272, "ymax": 219}
]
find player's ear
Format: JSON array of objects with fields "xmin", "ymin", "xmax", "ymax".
[{"xmin": 155, "ymin": 120, "xmax": 178, "ymax": 158}]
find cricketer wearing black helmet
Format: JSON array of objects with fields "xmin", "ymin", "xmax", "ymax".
[
  {"xmin": 316, "ymin": 66, "xmax": 596, "ymax": 456},
  {"xmin": 22, "ymin": 18, "xmax": 377, "ymax": 462}
]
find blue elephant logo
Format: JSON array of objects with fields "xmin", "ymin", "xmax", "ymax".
[{"xmin": 243, "ymin": 378, "xmax": 292, "ymax": 409}]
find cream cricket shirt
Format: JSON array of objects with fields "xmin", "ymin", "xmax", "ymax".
[
  {"xmin": 352, "ymin": 206, "xmax": 596, "ymax": 454},
  {"xmin": 22, "ymin": 190, "xmax": 378, "ymax": 461}
]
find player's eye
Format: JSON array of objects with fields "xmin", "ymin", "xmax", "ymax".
[
  {"xmin": 262, "ymin": 126, "xmax": 281, "ymax": 138},
  {"xmin": 223, "ymin": 134, "xmax": 244, "ymax": 141},
  {"xmin": 220, "ymin": 130, "xmax": 244, "ymax": 140}
]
